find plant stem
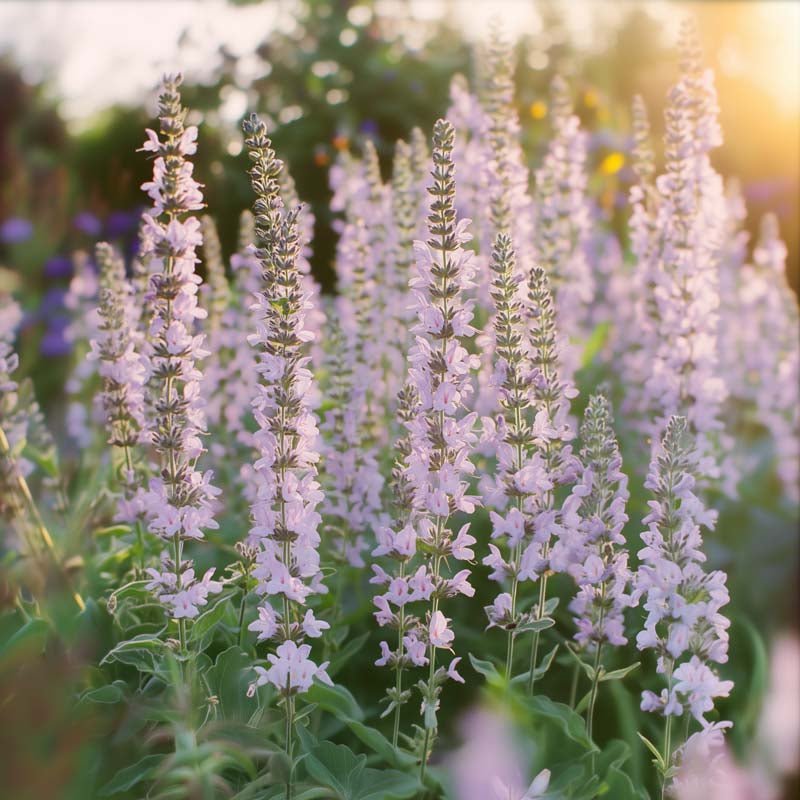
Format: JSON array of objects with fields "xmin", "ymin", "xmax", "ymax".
[
  {"xmin": 660, "ymin": 670, "xmax": 675, "ymax": 800},
  {"xmin": 420, "ymin": 546, "xmax": 444, "ymax": 782},
  {"xmin": 569, "ymin": 661, "xmax": 580, "ymax": 708},
  {"xmin": 392, "ymin": 561, "xmax": 406, "ymax": 748},
  {"xmin": 527, "ymin": 571, "xmax": 549, "ymax": 694},
  {"xmin": 237, "ymin": 562, "xmax": 250, "ymax": 649},
  {"xmin": 587, "ymin": 643, "xmax": 603, "ymax": 771},
  {"xmin": 285, "ymin": 693, "xmax": 295, "ymax": 800}
]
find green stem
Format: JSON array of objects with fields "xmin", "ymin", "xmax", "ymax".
[
  {"xmin": 172, "ymin": 532, "xmax": 186, "ymax": 654},
  {"xmin": 285, "ymin": 693, "xmax": 295, "ymax": 800},
  {"xmin": 527, "ymin": 572, "xmax": 549, "ymax": 694},
  {"xmin": 569, "ymin": 661, "xmax": 580, "ymax": 708},
  {"xmin": 660, "ymin": 670, "xmax": 675, "ymax": 800},
  {"xmin": 237, "ymin": 575, "xmax": 248, "ymax": 649},
  {"xmin": 587, "ymin": 643, "xmax": 603, "ymax": 770},
  {"xmin": 392, "ymin": 561, "xmax": 407, "ymax": 748}
]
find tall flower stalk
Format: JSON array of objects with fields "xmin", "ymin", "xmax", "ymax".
[
  {"xmin": 523, "ymin": 263, "xmax": 580, "ymax": 693},
  {"xmin": 554, "ymin": 393, "xmax": 632, "ymax": 743},
  {"xmin": 533, "ymin": 76, "xmax": 592, "ymax": 369},
  {"xmin": 482, "ymin": 233, "xmax": 556, "ymax": 680},
  {"xmin": 322, "ymin": 219, "xmax": 384, "ymax": 569},
  {"xmin": 371, "ymin": 381, "xmax": 420, "ymax": 748},
  {"xmin": 138, "ymin": 74, "xmax": 221, "ymax": 639},
  {"xmin": 90, "ymin": 242, "xmax": 148, "ymax": 569},
  {"xmin": 241, "ymin": 113, "xmax": 331, "ymax": 800},
  {"xmin": 635, "ymin": 416, "xmax": 733, "ymax": 796},
  {"xmin": 405, "ymin": 118, "xmax": 479, "ymax": 776}
]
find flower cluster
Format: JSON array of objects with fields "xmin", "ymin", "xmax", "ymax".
[
  {"xmin": 64, "ymin": 252, "xmax": 102, "ymax": 448},
  {"xmin": 533, "ymin": 76, "xmax": 593, "ymax": 371},
  {"xmin": 479, "ymin": 235, "xmax": 556, "ymax": 668},
  {"xmin": 136, "ymin": 74, "xmax": 221, "ymax": 622},
  {"xmin": 734, "ymin": 214, "xmax": 799, "ymax": 503},
  {"xmin": 321, "ymin": 219, "xmax": 384, "ymax": 567},
  {"xmin": 642, "ymin": 26, "xmax": 731, "ymax": 490},
  {"xmin": 89, "ymin": 243, "xmax": 147, "ymax": 463},
  {"xmin": 373, "ymin": 120, "xmax": 478, "ymax": 751},
  {"xmin": 556, "ymin": 393, "xmax": 631, "ymax": 652},
  {"xmin": 616, "ymin": 94, "xmax": 660, "ymax": 424},
  {"xmin": 241, "ymin": 113, "xmax": 330, "ymax": 697},
  {"xmin": 635, "ymin": 415, "xmax": 733, "ymax": 726}
]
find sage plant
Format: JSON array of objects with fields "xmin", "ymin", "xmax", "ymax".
[
  {"xmin": 533, "ymin": 76, "xmax": 592, "ymax": 371},
  {"xmin": 137, "ymin": 74, "xmax": 222, "ymax": 630},
  {"xmin": 635, "ymin": 416, "xmax": 733, "ymax": 792},
  {"xmin": 403, "ymin": 118, "xmax": 479, "ymax": 773},
  {"xmin": 481, "ymin": 233, "xmax": 561, "ymax": 680},
  {"xmin": 241, "ymin": 113, "xmax": 331, "ymax": 799},
  {"xmin": 554, "ymin": 393, "xmax": 632, "ymax": 740},
  {"xmin": 89, "ymin": 243, "xmax": 148, "ymax": 561}
]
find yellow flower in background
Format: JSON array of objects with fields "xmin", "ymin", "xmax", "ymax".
[
  {"xmin": 599, "ymin": 151, "xmax": 625, "ymax": 175},
  {"xmin": 529, "ymin": 100, "xmax": 547, "ymax": 120},
  {"xmin": 583, "ymin": 88, "xmax": 600, "ymax": 109}
]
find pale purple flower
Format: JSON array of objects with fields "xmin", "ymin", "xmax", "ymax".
[
  {"xmin": 635, "ymin": 414, "xmax": 733, "ymax": 753},
  {"xmin": 241, "ymin": 113, "xmax": 327, "ymax": 696},
  {"xmin": 136, "ymin": 74, "xmax": 220, "ymax": 621}
]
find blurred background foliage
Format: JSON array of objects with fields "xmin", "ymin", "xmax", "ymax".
[{"xmin": 0, "ymin": 0, "xmax": 797, "ymax": 409}]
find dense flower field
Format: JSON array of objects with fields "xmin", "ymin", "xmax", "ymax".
[{"xmin": 0, "ymin": 19, "xmax": 797, "ymax": 800}]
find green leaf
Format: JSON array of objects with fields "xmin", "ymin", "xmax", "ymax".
[
  {"xmin": 305, "ymin": 741, "xmax": 420, "ymax": 800},
  {"xmin": 207, "ymin": 646, "xmax": 255, "ymax": 724},
  {"xmin": 514, "ymin": 616, "xmax": 555, "ymax": 635},
  {"xmin": 189, "ymin": 594, "xmax": 230, "ymax": 646},
  {"xmin": 345, "ymin": 719, "xmax": 416, "ymax": 770},
  {"xmin": 22, "ymin": 443, "xmax": 59, "ymax": 478},
  {"xmin": 468, "ymin": 653, "xmax": 504, "ymax": 685},
  {"xmin": 599, "ymin": 661, "xmax": 640, "ymax": 682},
  {"xmin": 0, "ymin": 618, "xmax": 48, "ymax": 661},
  {"xmin": 94, "ymin": 524, "xmax": 132, "ymax": 538},
  {"xmin": 328, "ymin": 632, "xmax": 370, "ymax": 678},
  {"xmin": 511, "ymin": 644, "xmax": 559, "ymax": 686},
  {"xmin": 80, "ymin": 681, "xmax": 127, "ymax": 705},
  {"xmin": 574, "ymin": 689, "xmax": 592, "ymax": 716},
  {"xmin": 99, "ymin": 754, "xmax": 163, "ymax": 796},
  {"xmin": 305, "ymin": 681, "xmax": 364, "ymax": 721},
  {"xmin": 526, "ymin": 695, "xmax": 597, "ymax": 751},
  {"xmin": 581, "ymin": 321, "xmax": 610, "ymax": 368},
  {"xmin": 637, "ymin": 732, "xmax": 666, "ymax": 772},
  {"xmin": 100, "ymin": 634, "xmax": 165, "ymax": 673},
  {"xmin": 543, "ymin": 596, "xmax": 560, "ymax": 615},
  {"xmin": 108, "ymin": 580, "xmax": 151, "ymax": 607}
]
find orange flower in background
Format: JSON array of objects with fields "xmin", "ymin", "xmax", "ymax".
[
  {"xmin": 529, "ymin": 100, "xmax": 547, "ymax": 120},
  {"xmin": 599, "ymin": 152, "xmax": 625, "ymax": 176}
]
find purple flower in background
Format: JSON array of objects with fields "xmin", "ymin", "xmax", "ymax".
[
  {"xmin": 40, "ymin": 287, "xmax": 68, "ymax": 316},
  {"xmin": 359, "ymin": 118, "xmax": 379, "ymax": 136},
  {"xmin": 106, "ymin": 210, "xmax": 140, "ymax": 239},
  {"xmin": 73, "ymin": 211, "xmax": 103, "ymax": 237},
  {"xmin": 43, "ymin": 255, "xmax": 73, "ymax": 279},
  {"xmin": 40, "ymin": 317, "xmax": 71, "ymax": 357},
  {"xmin": 0, "ymin": 217, "xmax": 33, "ymax": 244}
]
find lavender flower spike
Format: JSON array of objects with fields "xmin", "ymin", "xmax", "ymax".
[
  {"xmin": 635, "ymin": 415, "xmax": 733, "ymax": 783},
  {"xmin": 137, "ymin": 74, "xmax": 222, "ymax": 629},
  {"xmin": 405, "ymin": 118, "xmax": 480, "ymax": 775},
  {"xmin": 241, "ymin": 113, "xmax": 331, "ymax": 698},
  {"xmin": 556, "ymin": 393, "xmax": 632, "ymax": 741},
  {"xmin": 88, "ymin": 243, "xmax": 148, "ymax": 544}
]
